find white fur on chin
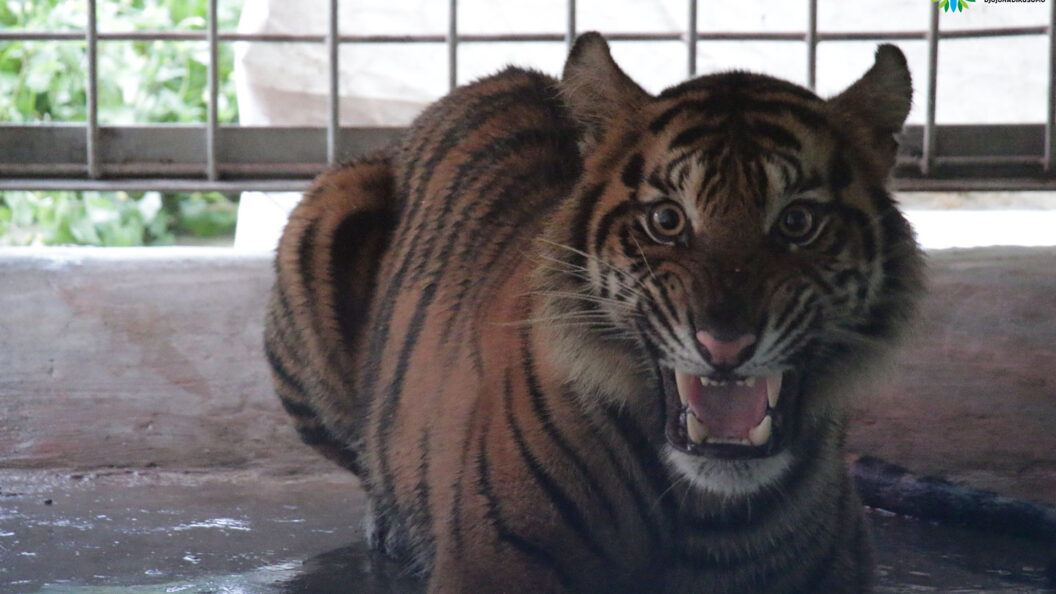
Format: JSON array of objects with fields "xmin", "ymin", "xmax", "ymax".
[{"xmin": 664, "ymin": 445, "xmax": 794, "ymax": 497}]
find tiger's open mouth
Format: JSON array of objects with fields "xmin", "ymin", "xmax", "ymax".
[{"xmin": 661, "ymin": 368, "xmax": 799, "ymax": 459}]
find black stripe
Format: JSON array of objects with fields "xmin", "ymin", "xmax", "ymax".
[
  {"xmin": 449, "ymin": 393, "xmax": 484, "ymax": 555},
  {"xmin": 476, "ymin": 399, "xmax": 576, "ymax": 589},
  {"xmin": 652, "ymin": 94, "xmax": 827, "ymax": 140},
  {"xmin": 296, "ymin": 219, "xmax": 318, "ymax": 305},
  {"xmin": 362, "ymin": 79, "xmax": 561, "ymax": 396},
  {"xmin": 669, "ymin": 124, "xmax": 722, "ymax": 150},
  {"xmin": 571, "ymin": 391, "xmax": 665, "ymax": 558},
  {"xmin": 296, "ymin": 424, "xmax": 335, "ymax": 446},
  {"xmin": 437, "ymin": 129, "xmax": 580, "ymax": 342},
  {"xmin": 772, "ymin": 286, "xmax": 807, "ymax": 332},
  {"xmin": 748, "ymin": 119, "xmax": 802, "ymax": 151},
  {"xmin": 398, "ymin": 77, "xmax": 548, "ymax": 196},
  {"xmin": 602, "ymin": 404, "xmax": 674, "ymax": 519},
  {"xmin": 520, "ymin": 329, "xmax": 621, "ymax": 525},
  {"xmin": 264, "ymin": 340, "xmax": 311, "ymax": 402},
  {"xmin": 372, "ymin": 129, "xmax": 576, "ymax": 498},
  {"xmin": 503, "ymin": 371, "xmax": 612, "ymax": 564},
  {"xmin": 412, "ymin": 422, "xmax": 435, "ymax": 563},
  {"xmin": 621, "ymin": 153, "xmax": 645, "ymax": 189},
  {"xmin": 592, "ymin": 201, "xmax": 635, "ymax": 255},
  {"xmin": 828, "ymin": 149, "xmax": 853, "ymax": 192},
  {"xmin": 372, "ymin": 280, "xmax": 439, "ymax": 520},
  {"xmin": 330, "ymin": 210, "xmax": 395, "ymax": 346},
  {"xmin": 278, "ymin": 396, "xmax": 314, "ymax": 419},
  {"xmin": 569, "ymin": 182, "xmax": 607, "ymax": 260}
]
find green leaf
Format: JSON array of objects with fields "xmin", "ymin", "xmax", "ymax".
[{"xmin": 175, "ymin": 194, "xmax": 238, "ymax": 237}]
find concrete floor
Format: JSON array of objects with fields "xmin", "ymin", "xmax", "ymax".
[
  {"xmin": 1, "ymin": 469, "xmax": 1053, "ymax": 594},
  {"xmin": 1, "ymin": 247, "xmax": 1055, "ymax": 592}
]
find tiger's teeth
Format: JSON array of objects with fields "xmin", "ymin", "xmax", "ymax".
[
  {"xmin": 675, "ymin": 372, "xmax": 691, "ymax": 405},
  {"xmin": 766, "ymin": 375, "xmax": 783, "ymax": 408},
  {"xmin": 686, "ymin": 413, "xmax": 708, "ymax": 444},
  {"xmin": 748, "ymin": 415, "xmax": 773, "ymax": 446}
]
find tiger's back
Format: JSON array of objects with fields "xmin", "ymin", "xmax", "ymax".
[
  {"xmin": 354, "ymin": 67, "xmax": 587, "ymax": 571},
  {"xmin": 266, "ymin": 33, "xmax": 923, "ymax": 593}
]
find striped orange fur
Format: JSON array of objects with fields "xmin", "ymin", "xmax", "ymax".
[{"xmin": 265, "ymin": 33, "xmax": 923, "ymax": 593}]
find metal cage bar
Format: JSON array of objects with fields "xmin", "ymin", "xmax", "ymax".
[
  {"xmin": 0, "ymin": 26, "xmax": 1049, "ymax": 43},
  {"xmin": 85, "ymin": 0, "xmax": 100, "ymax": 179},
  {"xmin": 569, "ymin": 1, "xmax": 577, "ymax": 52},
  {"xmin": 206, "ymin": 0, "xmax": 219, "ymax": 180},
  {"xmin": 805, "ymin": 0, "xmax": 817, "ymax": 90},
  {"xmin": 448, "ymin": 0, "xmax": 458, "ymax": 91},
  {"xmin": 922, "ymin": 1, "xmax": 940, "ymax": 176},
  {"xmin": 327, "ymin": 0, "xmax": 340, "ymax": 164},
  {"xmin": 1047, "ymin": 0, "xmax": 1055, "ymax": 172},
  {"xmin": 687, "ymin": 0, "xmax": 698, "ymax": 77},
  {"xmin": 2, "ymin": 3, "xmax": 1055, "ymax": 191}
]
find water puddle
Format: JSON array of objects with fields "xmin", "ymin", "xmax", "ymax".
[{"xmin": 1, "ymin": 471, "xmax": 1052, "ymax": 593}]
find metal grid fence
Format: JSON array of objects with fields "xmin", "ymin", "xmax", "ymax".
[{"xmin": 1, "ymin": 0, "xmax": 1055, "ymax": 192}]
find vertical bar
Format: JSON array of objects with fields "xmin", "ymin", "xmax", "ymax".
[
  {"xmin": 687, "ymin": 0, "xmax": 698, "ymax": 77},
  {"xmin": 86, "ymin": 0, "xmax": 100, "ymax": 179},
  {"xmin": 206, "ymin": 0, "xmax": 218, "ymax": 180},
  {"xmin": 922, "ymin": 1, "xmax": 940, "ymax": 175},
  {"xmin": 448, "ymin": 0, "xmax": 458, "ymax": 91},
  {"xmin": 1045, "ymin": 0, "xmax": 1055, "ymax": 172},
  {"xmin": 327, "ymin": 0, "xmax": 339, "ymax": 165},
  {"xmin": 566, "ymin": 0, "xmax": 576, "ymax": 53},
  {"xmin": 805, "ymin": 0, "xmax": 817, "ymax": 90}
]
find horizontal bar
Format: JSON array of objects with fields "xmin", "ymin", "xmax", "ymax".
[
  {"xmin": 5, "ymin": 176, "xmax": 1056, "ymax": 193},
  {"xmin": 0, "ymin": 125, "xmax": 403, "ymax": 177},
  {"xmin": 889, "ymin": 178, "xmax": 1056, "ymax": 192},
  {"xmin": 0, "ymin": 124, "xmax": 1052, "ymax": 191},
  {"xmin": 0, "ymin": 123, "xmax": 1045, "ymax": 162},
  {"xmin": 0, "ymin": 178, "xmax": 310, "ymax": 193},
  {"xmin": 0, "ymin": 26, "xmax": 1047, "ymax": 43}
]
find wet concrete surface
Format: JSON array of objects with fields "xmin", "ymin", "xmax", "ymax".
[{"xmin": 1, "ymin": 469, "xmax": 1053, "ymax": 594}]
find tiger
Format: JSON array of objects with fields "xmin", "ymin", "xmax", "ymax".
[{"xmin": 265, "ymin": 32, "xmax": 924, "ymax": 593}]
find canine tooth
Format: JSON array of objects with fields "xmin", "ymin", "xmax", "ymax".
[
  {"xmin": 699, "ymin": 377, "xmax": 712, "ymax": 387},
  {"xmin": 766, "ymin": 375, "xmax": 783, "ymax": 408},
  {"xmin": 745, "ymin": 377, "xmax": 756, "ymax": 388},
  {"xmin": 686, "ymin": 414, "xmax": 708, "ymax": 444},
  {"xmin": 748, "ymin": 415, "xmax": 773, "ymax": 446},
  {"xmin": 675, "ymin": 372, "xmax": 691, "ymax": 405}
]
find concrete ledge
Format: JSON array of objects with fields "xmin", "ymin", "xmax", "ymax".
[
  {"xmin": 1, "ymin": 246, "xmax": 1053, "ymax": 505},
  {"xmin": 0, "ymin": 248, "xmax": 330, "ymax": 476}
]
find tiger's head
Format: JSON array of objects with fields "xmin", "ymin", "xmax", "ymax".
[{"xmin": 539, "ymin": 33, "xmax": 923, "ymax": 495}]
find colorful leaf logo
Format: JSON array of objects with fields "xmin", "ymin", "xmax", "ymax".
[{"xmin": 933, "ymin": 0, "xmax": 975, "ymax": 12}]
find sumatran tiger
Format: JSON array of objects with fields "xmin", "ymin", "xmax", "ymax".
[{"xmin": 265, "ymin": 33, "xmax": 923, "ymax": 593}]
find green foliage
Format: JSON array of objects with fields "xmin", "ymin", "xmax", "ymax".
[
  {"xmin": 1, "ymin": 0, "xmax": 245, "ymax": 246},
  {"xmin": 0, "ymin": 191, "xmax": 238, "ymax": 246},
  {"xmin": 0, "ymin": 0, "xmax": 242, "ymax": 123}
]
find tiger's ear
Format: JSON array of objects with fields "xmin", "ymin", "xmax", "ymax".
[
  {"xmin": 828, "ymin": 44, "xmax": 913, "ymax": 171},
  {"xmin": 561, "ymin": 32, "xmax": 651, "ymax": 148}
]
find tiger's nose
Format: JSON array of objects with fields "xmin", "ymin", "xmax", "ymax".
[{"xmin": 696, "ymin": 330, "xmax": 757, "ymax": 367}]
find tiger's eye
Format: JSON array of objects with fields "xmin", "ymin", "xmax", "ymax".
[
  {"xmin": 778, "ymin": 204, "xmax": 815, "ymax": 241},
  {"xmin": 648, "ymin": 202, "xmax": 687, "ymax": 241}
]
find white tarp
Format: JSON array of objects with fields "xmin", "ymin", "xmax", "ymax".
[{"xmin": 232, "ymin": 0, "xmax": 1054, "ymax": 250}]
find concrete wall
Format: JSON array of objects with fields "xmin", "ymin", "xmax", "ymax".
[{"xmin": 1, "ymin": 246, "xmax": 1053, "ymax": 504}]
